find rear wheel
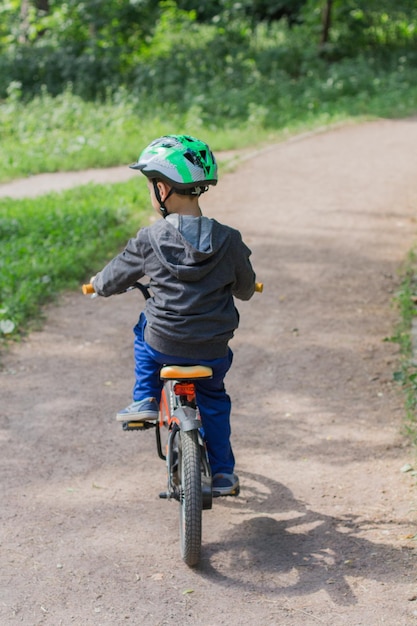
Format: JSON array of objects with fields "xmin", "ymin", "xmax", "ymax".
[{"xmin": 178, "ymin": 429, "xmax": 202, "ymax": 567}]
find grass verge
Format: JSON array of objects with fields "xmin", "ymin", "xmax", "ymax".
[
  {"xmin": 0, "ymin": 177, "xmax": 150, "ymax": 347},
  {"xmin": 390, "ymin": 250, "xmax": 417, "ymax": 445}
]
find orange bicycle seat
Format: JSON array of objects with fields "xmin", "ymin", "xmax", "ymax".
[{"xmin": 160, "ymin": 365, "xmax": 213, "ymax": 380}]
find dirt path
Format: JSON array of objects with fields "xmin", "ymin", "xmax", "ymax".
[{"xmin": 2, "ymin": 119, "xmax": 417, "ymax": 625}]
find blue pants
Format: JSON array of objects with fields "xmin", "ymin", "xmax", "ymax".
[{"xmin": 133, "ymin": 313, "xmax": 235, "ymax": 476}]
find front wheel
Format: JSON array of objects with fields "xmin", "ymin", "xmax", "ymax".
[{"xmin": 178, "ymin": 429, "xmax": 202, "ymax": 567}]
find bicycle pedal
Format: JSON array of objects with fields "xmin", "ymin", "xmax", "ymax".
[
  {"xmin": 122, "ymin": 420, "xmax": 156, "ymax": 431},
  {"xmin": 159, "ymin": 491, "xmax": 168, "ymax": 499},
  {"xmin": 212, "ymin": 486, "xmax": 240, "ymax": 498}
]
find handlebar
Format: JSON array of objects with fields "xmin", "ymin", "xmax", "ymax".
[
  {"xmin": 82, "ymin": 281, "xmax": 263, "ymax": 295},
  {"xmin": 82, "ymin": 283, "xmax": 95, "ymax": 294}
]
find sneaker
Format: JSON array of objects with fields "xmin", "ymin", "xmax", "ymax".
[
  {"xmin": 116, "ymin": 398, "xmax": 159, "ymax": 422},
  {"xmin": 212, "ymin": 473, "xmax": 240, "ymax": 497}
]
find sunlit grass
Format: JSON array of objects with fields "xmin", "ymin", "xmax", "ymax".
[{"xmin": 0, "ymin": 177, "xmax": 150, "ymax": 341}]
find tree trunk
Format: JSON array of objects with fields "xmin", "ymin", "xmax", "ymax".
[{"xmin": 320, "ymin": 0, "xmax": 333, "ymax": 47}]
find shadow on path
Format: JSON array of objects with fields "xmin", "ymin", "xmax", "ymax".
[{"xmin": 197, "ymin": 472, "xmax": 414, "ymax": 606}]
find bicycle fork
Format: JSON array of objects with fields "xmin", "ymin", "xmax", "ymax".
[{"xmin": 157, "ymin": 405, "xmax": 212, "ymax": 510}]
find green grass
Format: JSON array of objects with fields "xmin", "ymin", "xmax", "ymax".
[
  {"xmin": 389, "ymin": 252, "xmax": 417, "ymax": 445},
  {"xmin": 0, "ymin": 92, "xmax": 271, "ymax": 183},
  {"xmin": 0, "ymin": 177, "xmax": 150, "ymax": 342}
]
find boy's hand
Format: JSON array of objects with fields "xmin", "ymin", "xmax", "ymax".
[{"xmin": 81, "ymin": 275, "xmax": 97, "ymax": 295}]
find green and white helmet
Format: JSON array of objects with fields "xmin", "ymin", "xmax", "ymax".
[{"xmin": 130, "ymin": 134, "xmax": 218, "ymax": 191}]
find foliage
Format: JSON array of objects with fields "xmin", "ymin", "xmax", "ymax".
[
  {"xmin": 302, "ymin": 0, "xmax": 417, "ymax": 57},
  {"xmin": 0, "ymin": 178, "xmax": 150, "ymax": 339},
  {"xmin": 175, "ymin": 0, "xmax": 307, "ymax": 25},
  {"xmin": 0, "ymin": 0, "xmax": 160, "ymax": 98},
  {"xmin": 1, "ymin": 1, "xmax": 417, "ymax": 102}
]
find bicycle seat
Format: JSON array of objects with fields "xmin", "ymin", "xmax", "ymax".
[{"xmin": 160, "ymin": 365, "xmax": 213, "ymax": 380}]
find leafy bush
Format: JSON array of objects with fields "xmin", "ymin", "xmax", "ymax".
[{"xmin": 2, "ymin": 2, "xmax": 417, "ymax": 106}]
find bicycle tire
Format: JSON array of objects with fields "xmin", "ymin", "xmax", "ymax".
[{"xmin": 178, "ymin": 429, "xmax": 202, "ymax": 567}]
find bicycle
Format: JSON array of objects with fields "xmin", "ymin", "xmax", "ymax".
[{"xmin": 82, "ymin": 280, "xmax": 263, "ymax": 566}]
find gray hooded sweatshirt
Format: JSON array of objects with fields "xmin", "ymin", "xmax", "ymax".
[{"xmin": 93, "ymin": 215, "xmax": 256, "ymax": 359}]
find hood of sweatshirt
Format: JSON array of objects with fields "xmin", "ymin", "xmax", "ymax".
[{"xmin": 148, "ymin": 216, "xmax": 231, "ymax": 282}]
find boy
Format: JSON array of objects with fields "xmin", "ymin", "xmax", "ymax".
[{"xmin": 91, "ymin": 135, "xmax": 256, "ymax": 496}]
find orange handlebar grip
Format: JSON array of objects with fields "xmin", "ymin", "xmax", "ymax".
[
  {"xmin": 82, "ymin": 283, "xmax": 95, "ymax": 295},
  {"xmin": 255, "ymin": 282, "xmax": 263, "ymax": 293}
]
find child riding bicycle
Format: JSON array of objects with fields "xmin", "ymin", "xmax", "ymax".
[{"xmin": 91, "ymin": 135, "xmax": 256, "ymax": 496}]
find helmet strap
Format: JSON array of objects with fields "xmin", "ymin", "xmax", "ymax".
[{"xmin": 152, "ymin": 179, "xmax": 174, "ymax": 218}]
